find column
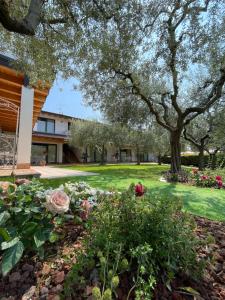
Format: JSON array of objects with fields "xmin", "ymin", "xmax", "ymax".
[
  {"xmin": 16, "ymin": 86, "xmax": 34, "ymax": 169},
  {"xmin": 57, "ymin": 144, "xmax": 63, "ymax": 163}
]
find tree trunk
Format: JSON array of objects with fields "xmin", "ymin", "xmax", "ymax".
[
  {"xmin": 100, "ymin": 144, "xmax": 106, "ymax": 165},
  {"xmin": 210, "ymin": 151, "xmax": 218, "ymax": 170},
  {"xmin": 136, "ymin": 147, "xmax": 141, "ymax": 165},
  {"xmin": 158, "ymin": 154, "xmax": 162, "ymax": 165},
  {"xmin": 198, "ymin": 147, "xmax": 205, "ymax": 171},
  {"xmin": 170, "ymin": 131, "xmax": 182, "ymax": 173}
]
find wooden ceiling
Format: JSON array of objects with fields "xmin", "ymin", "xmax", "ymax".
[{"xmin": 0, "ymin": 65, "xmax": 49, "ymax": 132}]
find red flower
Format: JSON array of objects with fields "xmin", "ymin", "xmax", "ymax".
[
  {"xmin": 216, "ymin": 180, "xmax": 223, "ymax": 189},
  {"xmin": 201, "ymin": 175, "xmax": 208, "ymax": 180},
  {"xmin": 135, "ymin": 183, "xmax": 145, "ymax": 197},
  {"xmin": 216, "ymin": 176, "xmax": 222, "ymax": 181}
]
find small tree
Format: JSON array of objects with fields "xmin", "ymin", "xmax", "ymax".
[
  {"xmin": 125, "ymin": 128, "xmax": 152, "ymax": 165},
  {"xmin": 70, "ymin": 120, "xmax": 112, "ymax": 165}
]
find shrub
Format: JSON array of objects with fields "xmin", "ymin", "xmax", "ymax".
[
  {"xmin": 191, "ymin": 169, "xmax": 225, "ymax": 189},
  {"xmin": 0, "ymin": 180, "xmax": 107, "ymax": 276},
  {"xmin": 64, "ymin": 184, "xmax": 202, "ymax": 299}
]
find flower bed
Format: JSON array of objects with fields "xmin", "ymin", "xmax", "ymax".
[
  {"xmin": 0, "ymin": 180, "xmax": 217, "ymax": 299},
  {"xmin": 191, "ymin": 169, "xmax": 225, "ymax": 189}
]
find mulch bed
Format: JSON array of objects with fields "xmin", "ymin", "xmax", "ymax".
[{"xmin": 0, "ymin": 217, "xmax": 224, "ymax": 300}]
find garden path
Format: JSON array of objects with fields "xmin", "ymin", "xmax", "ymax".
[{"xmin": 32, "ymin": 166, "xmax": 98, "ymax": 179}]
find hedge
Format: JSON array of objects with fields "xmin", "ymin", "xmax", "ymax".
[{"xmin": 161, "ymin": 154, "xmax": 225, "ymax": 168}]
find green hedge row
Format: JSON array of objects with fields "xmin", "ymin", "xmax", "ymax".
[{"xmin": 161, "ymin": 154, "xmax": 225, "ymax": 168}]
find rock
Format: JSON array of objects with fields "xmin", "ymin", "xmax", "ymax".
[
  {"xmin": 22, "ymin": 263, "xmax": 34, "ymax": 272},
  {"xmin": 9, "ymin": 272, "xmax": 21, "ymax": 282},
  {"xmin": 219, "ymin": 249, "xmax": 225, "ymax": 258},
  {"xmin": 86, "ymin": 285, "xmax": 93, "ymax": 296},
  {"xmin": 21, "ymin": 286, "xmax": 36, "ymax": 300},
  {"xmin": 214, "ymin": 263, "xmax": 223, "ymax": 273},
  {"xmin": 54, "ymin": 271, "xmax": 65, "ymax": 284},
  {"xmin": 41, "ymin": 287, "xmax": 49, "ymax": 295},
  {"xmin": 21, "ymin": 271, "xmax": 30, "ymax": 282},
  {"xmin": 47, "ymin": 295, "xmax": 60, "ymax": 300},
  {"xmin": 56, "ymin": 284, "xmax": 63, "ymax": 292},
  {"xmin": 42, "ymin": 263, "xmax": 51, "ymax": 275}
]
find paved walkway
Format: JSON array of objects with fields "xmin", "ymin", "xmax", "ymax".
[{"xmin": 32, "ymin": 166, "xmax": 98, "ymax": 179}]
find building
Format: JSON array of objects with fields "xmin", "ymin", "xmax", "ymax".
[
  {"xmin": 31, "ymin": 111, "xmax": 153, "ymax": 164},
  {"xmin": 0, "ymin": 54, "xmax": 154, "ymax": 169},
  {"xmin": 0, "ymin": 54, "xmax": 49, "ymax": 169}
]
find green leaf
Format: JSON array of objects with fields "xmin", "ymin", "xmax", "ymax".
[
  {"xmin": 34, "ymin": 229, "xmax": 50, "ymax": 248},
  {"xmin": 0, "ymin": 211, "xmax": 10, "ymax": 226},
  {"xmin": 179, "ymin": 287, "xmax": 200, "ymax": 296},
  {"xmin": 0, "ymin": 227, "xmax": 11, "ymax": 241},
  {"xmin": 30, "ymin": 207, "xmax": 41, "ymax": 213},
  {"xmin": 1, "ymin": 237, "xmax": 20, "ymax": 250},
  {"xmin": 10, "ymin": 207, "xmax": 22, "ymax": 213},
  {"xmin": 1, "ymin": 241, "xmax": 24, "ymax": 276},
  {"xmin": 49, "ymin": 232, "xmax": 59, "ymax": 243},
  {"xmin": 22, "ymin": 222, "xmax": 38, "ymax": 235}
]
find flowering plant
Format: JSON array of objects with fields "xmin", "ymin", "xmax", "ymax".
[
  {"xmin": 191, "ymin": 172, "xmax": 224, "ymax": 189},
  {"xmin": 46, "ymin": 190, "xmax": 70, "ymax": 214},
  {"xmin": 135, "ymin": 183, "xmax": 145, "ymax": 197}
]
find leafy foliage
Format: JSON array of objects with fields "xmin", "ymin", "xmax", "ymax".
[{"xmin": 64, "ymin": 184, "xmax": 202, "ymax": 299}]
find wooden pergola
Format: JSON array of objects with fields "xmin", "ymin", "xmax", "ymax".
[{"xmin": 0, "ymin": 60, "xmax": 49, "ymax": 133}]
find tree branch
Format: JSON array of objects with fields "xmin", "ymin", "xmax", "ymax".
[
  {"xmin": 114, "ymin": 69, "xmax": 173, "ymax": 131},
  {"xmin": 183, "ymin": 67, "xmax": 225, "ymax": 125},
  {"xmin": 0, "ymin": 0, "xmax": 45, "ymax": 35}
]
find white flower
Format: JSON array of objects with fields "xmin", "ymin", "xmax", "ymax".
[{"xmin": 45, "ymin": 190, "xmax": 70, "ymax": 214}]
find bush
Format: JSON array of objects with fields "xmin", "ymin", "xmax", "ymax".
[
  {"xmin": 161, "ymin": 154, "xmax": 225, "ymax": 168},
  {"xmin": 64, "ymin": 184, "xmax": 202, "ymax": 299},
  {"xmin": 0, "ymin": 180, "xmax": 107, "ymax": 276},
  {"xmin": 191, "ymin": 169, "xmax": 225, "ymax": 189}
]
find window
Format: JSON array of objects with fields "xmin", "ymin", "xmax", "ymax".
[
  {"xmin": 37, "ymin": 118, "xmax": 55, "ymax": 133},
  {"xmin": 68, "ymin": 122, "xmax": 71, "ymax": 131}
]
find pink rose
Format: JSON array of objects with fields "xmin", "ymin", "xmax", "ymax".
[
  {"xmin": 46, "ymin": 190, "xmax": 70, "ymax": 214},
  {"xmin": 216, "ymin": 176, "xmax": 222, "ymax": 181},
  {"xmin": 80, "ymin": 200, "xmax": 92, "ymax": 221},
  {"xmin": 201, "ymin": 175, "xmax": 208, "ymax": 180}
]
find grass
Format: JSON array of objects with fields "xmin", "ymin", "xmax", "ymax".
[
  {"xmin": 39, "ymin": 163, "xmax": 225, "ymax": 222},
  {"xmin": 1, "ymin": 164, "xmax": 225, "ymax": 221}
]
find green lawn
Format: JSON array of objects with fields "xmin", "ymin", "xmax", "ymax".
[{"xmin": 40, "ymin": 164, "xmax": 225, "ymax": 222}]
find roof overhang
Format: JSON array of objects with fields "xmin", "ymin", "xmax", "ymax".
[{"xmin": 0, "ymin": 56, "xmax": 49, "ymax": 132}]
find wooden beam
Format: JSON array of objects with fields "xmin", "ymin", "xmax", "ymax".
[
  {"xmin": 32, "ymin": 135, "xmax": 65, "ymax": 143},
  {"xmin": 0, "ymin": 70, "xmax": 23, "ymax": 85}
]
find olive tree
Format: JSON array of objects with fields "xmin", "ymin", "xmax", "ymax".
[
  {"xmin": 75, "ymin": 0, "xmax": 225, "ymax": 174},
  {"xmin": 69, "ymin": 120, "xmax": 113, "ymax": 165}
]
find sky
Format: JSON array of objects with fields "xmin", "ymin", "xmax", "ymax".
[{"xmin": 42, "ymin": 77, "xmax": 102, "ymax": 120}]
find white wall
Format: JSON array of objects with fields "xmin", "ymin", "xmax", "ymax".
[
  {"xmin": 17, "ymin": 86, "xmax": 34, "ymax": 168},
  {"xmin": 55, "ymin": 119, "xmax": 68, "ymax": 135},
  {"xmin": 33, "ymin": 115, "xmax": 70, "ymax": 136}
]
